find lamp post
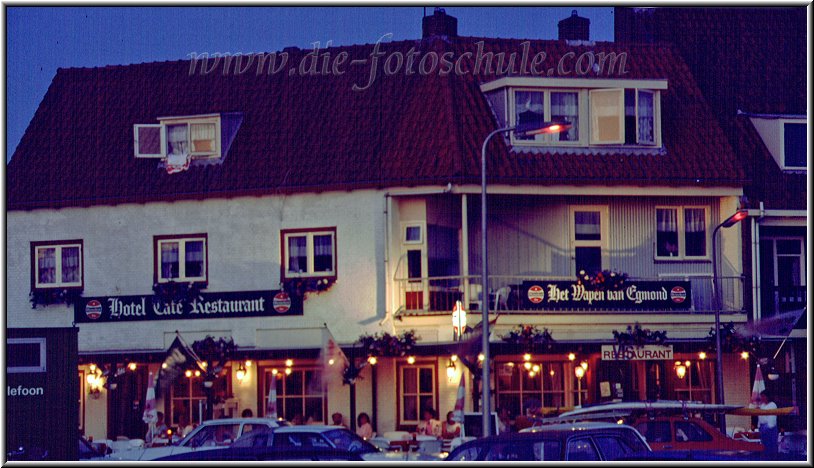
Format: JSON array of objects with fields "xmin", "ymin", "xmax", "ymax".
[
  {"xmin": 711, "ymin": 209, "xmax": 748, "ymax": 434},
  {"xmin": 479, "ymin": 120, "xmax": 571, "ymax": 435}
]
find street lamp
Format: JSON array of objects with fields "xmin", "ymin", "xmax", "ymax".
[
  {"xmin": 711, "ymin": 209, "xmax": 748, "ymax": 434},
  {"xmin": 480, "ymin": 119, "xmax": 572, "ymax": 435}
]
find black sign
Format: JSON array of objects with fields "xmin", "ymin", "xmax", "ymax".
[
  {"xmin": 74, "ymin": 290, "xmax": 302, "ymax": 323},
  {"xmin": 520, "ymin": 280, "xmax": 691, "ymax": 310}
]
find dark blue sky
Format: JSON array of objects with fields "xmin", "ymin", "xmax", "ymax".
[{"xmin": 6, "ymin": 6, "xmax": 614, "ymax": 161}]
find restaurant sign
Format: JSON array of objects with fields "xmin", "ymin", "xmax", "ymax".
[
  {"xmin": 520, "ymin": 280, "xmax": 691, "ymax": 310},
  {"xmin": 601, "ymin": 345, "xmax": 674, "ymax": 361},
  {"xmin": 74, "ymin": 289, "xmax": 302, "ymax": 323}
]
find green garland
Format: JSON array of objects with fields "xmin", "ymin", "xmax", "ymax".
[{"xmin": 500, "ymin": 325, "xmax": 555, "ymax": 351}]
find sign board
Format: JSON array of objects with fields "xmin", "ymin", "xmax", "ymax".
[
  {"xmin": 520, "ymin": 280, "xmax": 691, "ymax": 310},
  {"xmin": 601, "ymin": 345, "xmax": 674, "ymax": 361},
  {"xmin": 74, "ymin": 289, "xmax": 303, "ymax": 323}
]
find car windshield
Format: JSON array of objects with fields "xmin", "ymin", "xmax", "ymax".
[{"xmin": 323, "ymin": 429, "xmax": 376, "ymax": 454}]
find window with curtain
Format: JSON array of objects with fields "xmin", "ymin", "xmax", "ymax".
[
  {"xmin": 637, "ymin": 90, "xmax": 655, "ymax": 144},
  {"xmin": 551, "ymin": 92, "xmax": 579, "ymax": 141},
  {"xmin": 655, "ymin": 207, "xmax": 708, "ymax": 259},
  {"xmin": 191, "ymin": 122, "xmax": 217, "ymax": 154},
  {"xmin": 156, "ymin": 235, "xmax": 208, "ymax": 282},
  {"xmin": 515, "ymin": 91, "xmax": 546, "ymax": 141},
  {"xmin": 572, "ymin": 208, "xmax": 606, "ymax": 275},
  {"xmin": 167, "ymin": 124, "xmax": 189, "ymax": 155},
  {"xmin": 282, "ymin": 228, "xmax": 337, "ymax": 279},
  {"xmin": 33, "ymin": 241, "xmax": 83, "ymax": 289}
]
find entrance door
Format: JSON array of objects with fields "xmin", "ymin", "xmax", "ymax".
[{"xmin": 108, "ymin": 366, "xmax": 148, "ymax": 440}]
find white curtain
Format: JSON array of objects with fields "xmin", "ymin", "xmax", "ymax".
[
  {"xmin": 551, "ymin": 92, "xmax": 579, "ymax": 141},
  {"xmin": 61, "ymin": 246, "xmax": 80, "ymax": 283},
  {"xmin": 516, "ymin": 91, "xmax": 545, "ymax": 113},
  {"xmin": 161, "ymin": 243, "xmax": 179, "ymax": 279},
  {"xmin": 657, "ymin": 209, "xmax": 678, "ymax": 233},
  {"xmin": 637, "ymin": 91, "xmax": 655, "ymax": 143},
  {"xmin": 167, "ymin": 124, "xmax": 189, "ymax": 155},
  {"xmin": 313, "ymin": 235, "xmax": 332, "ymax": 256},
  {"xmin": 288, "ymin": 237, "xmax": 307, "ymax": 273},
  {"xmin": 190, "ymin": 123, "xmax": 216, "ymax": 152},
  {"xmin": 684, "ymin": 209, "xmax": 706, "ymax": 233},
  {"xmin": 37, "ymin": 248, "xmax": 56, "ymax": 284}
]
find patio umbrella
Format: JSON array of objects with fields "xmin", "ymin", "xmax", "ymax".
[
  {"xmin": 266, "ymin": 378, "xmax": 278, "ymax": 420},
  {"xmin": 453, "ymin": 373, "xmax": 466, "ymax": 423},
  {"xmin": 143, "ymin": 372, "xmax": 158, "ymax": 442},
  {"xmin": 751, "ymin": 364, "xmax": 766, "ymax": 405}
]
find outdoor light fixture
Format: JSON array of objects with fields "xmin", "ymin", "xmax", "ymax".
[
  {"xmin": 245, "ymin": 360, "xmax": 252, "ymax": 368},
  {"xmin": 446, "ymin": 360, "xmax": 456, "ymax": 380},
  {"xmin": 768, "ymin": 371, "xmax": 780, "ymax": 381},
  {"xmin": 523, "ymin": 353, "xmax": 532, "ymax": 361},
  {"xmin": 271, "ymin": 368, "xmax": 279, "ymax": 376},
  {"xmin": 580, "ymin": 361, "xmax": 589, "ymax": 371},
  {"xmin": 89, "ymin": 363, "xmax": 97, "ymax": 373},
  {"xmin": 549, "ymin": 369, "xmax": 555, "ymax": 377},
  {"xmin": 236, "ymin": 363, "xmax": 247, "ymax": 382},
  {"xmin": 285, "ymin": 359, "xmax": 294, "ymax": 367},
  {"xmin": 675, "ymin": 362, "xmax": 687, "ymax": 379},
  {"xmin": 201, "ymin": 361, "xmax": 207, "ymax": 368},
  {"xmin": 712, "ymin": 209, "xmax": 749, "ymax": 433},
  {"xmin": 162, "ymin": 363, "xmax": 168, "ymax": 369},
  {"xmin": 698, "ymin": 352, "xmax": 707, "ymax": 360},
  {"xmin": 524, "ymin": 361, "xmax": 532, "ymax": 371},
  {"xmin": 285, "ymin": 367, "xmax": 292, "ymax": 375},
  {"xmin": 203, "ymin": 379, "xmax": 214, "ymax": 388},
  {"xmin": 328, "ymin": 358, "xmax": 336, "ymax": 366},
  {"xmin": 194, "ymin": 370, "xmax": 201, "ymax": 377},
  {"xmin": 532, "ymin": 364, "xmax": 540, "ymax": 373},
  {"xmin": 575, "ymin": 366, "xmax": 585, "ymax": 379},
  {"xmin": 128, "ymin": 362, "xmax": 137, "ymax": 371},
  {"xmin": 185, "ymin": 370, "xmax": 193, "ymax": 378},
  {"xmin": 568, "ymin": 353, "xmax": 576, "ymax": 361},
  {"xmin": 574, "ymin": 365, "xmax": 586, "ymax": 406},
  {"xmin": 740, "ymin": 351, "xmax": 750, "ymax": 360},
  {"xmin": 451, "ymin": 354, "xmax": 458, "ymax": 362},
  {"xmin": 477, "ymin": 353, "xmax": 485, "ymax": 362},
  {"xmin": 480, "ymin": 120, "xmax": 572, "ymax": 435},
  {"xmin": 528, "ymin": 371, "xmax": 536, "ymax": 378},
  {"xmin": 407, "ymin": 356, "xmax": 416, "ymax": 365},
  {"xmin": 367, "ymin": 356, "xmax": 377, "ymax": 365}
]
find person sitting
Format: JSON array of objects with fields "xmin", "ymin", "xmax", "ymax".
[
  {"xmin": 441, "ymin": 411, "xmax": 462, "ymax": 440},
  {"xmin": 241, "ymin": 408, "xmax": 254, "ymax": 418},
  {"xmin": 415, "ymin": 408, "xmax": 441, "ymax": 438},
  {"xmin": 331, "ymin": 412, "xmax": 348, "ymax": 428},
  {"xmin": 497, "ymin": 406, "xmax": 513, "ymax": 434},
  {"xmin": 356, "ymin": 412, "xmax": 374, "ymax": 439}
]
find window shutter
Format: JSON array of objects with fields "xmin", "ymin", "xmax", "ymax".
[
  {"xmin": 589, "ymin": 89, "xmax": 624, "ymax": 144},
  {"xmin": 134, "ymin": 124, "xmax": 166, "ymax": 158}
]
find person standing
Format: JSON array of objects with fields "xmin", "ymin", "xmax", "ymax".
[{"xmin": 757, "ymin": 391, "xmax": 778, "ymax": 459}]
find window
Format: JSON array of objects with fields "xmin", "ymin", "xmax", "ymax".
[
  {"xmin": 496, "ymin": 361, "xmax": 567, "ymax": 417},
  {"xmin": 590, "ymin": 89, "xmax": 624, "ymax": 144},
  {"xmin": 655, "ymin": 207, "xmax": 708, "ymax": 259},
  {"xmin": 635, "ymin": 421, "xmax": 671, "ymax": 443},
  {"xmin": 671, "ymin": 359, "xmax": 714, "ymax": 403},
  {"xmin": 784, "ymin": 123, "xmax": 806, "ymax": 168},
  {"xmin": 674, "ymin": 421, "xmax": 713, "ymax": 442},
  {"xmin": 513, "ymin": 90, "xmax": 580, "ymax": 143},
  {"xmin": 566, "ymin": 438, "xmax": 600, "ymax": 461},
  {"xmin": 185, "ymin": 423, "xmax": 240, "ymax": 448},
  {"xmin": 7, "ymin": 338, "xmax": 46, "ymax": 373},
  {"xmin": 154, "ymin": 235, "xmax": 207, "ymax": 283},
  {"xmin": 760, "ymin": 237, "xmax": 806, "ymax": 315},
  {"xmin": 571, "ymin": 206, "xmax": 608, "ymax": 275},
  {"xmin": 170, "ymin": 370, "xmax": 230, "ymax": 426},
  {"xmin": 403, "ymin": 224, "xmax": 424, "ymax": 244},
  {"xmin": 533, "ymin": 440, "xmax": 562, "ymax": 461},
  {"xmin": 449, "ymin": 445, "xmax": 481, "ymax": 461},
  {"xmin": 593, "ymin": 436, "xmax": 630, "ymax": 461},
  {"xmin": 262, "ymin": 368, "xmax": 325, "ymax": 423},
  {"xmin": 134, "ymin": 115, "xmax": 221, "ymax": 159},
  {"xmin": 31, "ymin": 240, "xmax": 83, "ymax": 289},
  {"xmin": 399, "ymin": 364, "xmax": 436, "ymax": 424},
  {"xmin": 282, "ymin": 228, "xmax": 336, "ymax": 279}
]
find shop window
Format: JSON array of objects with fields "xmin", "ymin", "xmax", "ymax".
[
  {"xmin": 655, "ymin": 207, "xmax": 708, "ymax": 259},
  {"xmin": 670, "ymin": 360, "xmax": 713, "ymax": 403},
  {"xmin": 281, "ymin": 228, "xmax": 336, "ymax": 280},
  {"xmin": 262, "ymin": 368, "xmax": 325, "ymax": 424},
  {"xmin": 399, "ymin": 364, "xmax": 436, "ymax": 425},
  {"xmin": 154, "ymin": 234, "xmax": 208, "ymax": 283},
  {"xmin": 496, "ymin": 361, "xmax": 566, "ymax": 417},
  {"xmin": 31, "ymin": 240, "xmax": 83, "ymax": 290},
  {"xmin": 170, "ymin": 369, "xmax": 230, "ymax": 426}
]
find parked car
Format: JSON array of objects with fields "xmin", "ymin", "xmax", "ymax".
[
  {"xmin": 157, "ymin": 425, "xmax": 442, "ymax": 461},
  {"xmin": 101, "ymin": 417, "xmax": 283, "ymax": 461},
  {"xmin": 632, "ymin": 416, "xmax": 763, "ymax": 454},
  {"xmin": 157, "ymin": 446, "xmax": 366, "ymax": 461},
  {"xmin": 79, "ymin": 435, "xmax": 107, "ymax": 460},
  {"xmin": 447, "ymin": 422, "xmax": 651, "ymax": 461}
]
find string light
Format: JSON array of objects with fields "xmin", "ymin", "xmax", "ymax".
[
  {"xmin": 568, "ymin": 353, "xmax": 576, "ymax": 361},
  {"xmin": 698, "ymin": 352, "xmax": 707, "ymax": 360},
  {"xmin": 407, "ymin": 356, "xmax": 416, "ymax": 365},
  {"xmin": 285, "ymin": 359, "xmax": 294, "ymax": 367},
  {"xmin": 128, "ymin": 362, "xmax": 137, "ymax": 371},
  {"xmin": 194, "ymin": 370, "xmax": 201, "ymax": 377},
  {"xmin": 524, "ymin": 362, "xmax": 532, "ymax": 370},
  {"xmin": 285, "ymin": 367, "xmax": 292, "ymax": 375},
  {"xmin": 532, "ymin": 364, "xmax": 540, "ymax": 373},
  {"xmin": 245, "ymin": 360, "xmax": 252, "ymax": 368},
  {"xmin": 185, "ymin": 370, "xmax": 193, "ymax": 378},
  {"xmin": 477, "ymin": 353, "xmax": 485, "ymax": 362},
  {"xmin": 523, "ymin": 353, "xmax": 532, "ymax": 361},
  {"xmin": 271, "ymin": 368, "xmax": 278, "ymax": 375},
  {"xmin": 367, "ymin": 356, "xmax": 377, "ymax": 365}
]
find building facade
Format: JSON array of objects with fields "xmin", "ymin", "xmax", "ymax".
[{"xmin": 7, "ymin": 9, "xmax": 770, "ymax": 441}]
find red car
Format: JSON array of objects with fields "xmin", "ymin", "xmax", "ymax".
[{"xmin": 633, "ymin": 416, "xmax": 763, "ymax": 453}]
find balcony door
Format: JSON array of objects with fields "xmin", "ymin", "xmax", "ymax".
[
  {"xmin": 760, "ymin": 237, "xmax": 806, "ymax": 317},
  {"xmin": 402, "ymin": 223, "xmax": 428, "ymax": 311},
  {"xmin": 569, "ymin": 206, "xmax": 609, "ymax": 275}
]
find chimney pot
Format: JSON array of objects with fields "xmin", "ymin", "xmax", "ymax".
[
  {"xmin": 558, "ymin": 10, "xmax": 590, "ymax": 42},
  {"xmin": 422, "ymin": 8, "xmax": 458, "ymax": 38}
]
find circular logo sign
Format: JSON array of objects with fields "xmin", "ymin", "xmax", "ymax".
[
  {"xmin": 670, "ymin": 286, "xmax": 687, "ymax": 304},
  {"xmin": 85, "ymin": 299, "xmax": 103, "ymax": 320},
  {"xmin": 527, "ymin": 285, "xmax": 545, "ymax": 304},
  {"xmin": 273, "ymin": 292, "xmax": 292, "ymax": 313}
]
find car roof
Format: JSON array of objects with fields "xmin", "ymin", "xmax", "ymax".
[
  {"xmin": 520, "ymin": 422, "xmax": 630, "ymax": 433},
  {"xmin": 272, "ymin": 425, "xmax": 344, "ymax": 433},
  {"xmin": 200, "ymin": 418, "xmax": 280, "ymax": 426}
]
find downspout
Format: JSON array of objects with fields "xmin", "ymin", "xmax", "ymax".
[{"xmin": 748, "ymin": 202, "xmax": 766, "ymax": 321}]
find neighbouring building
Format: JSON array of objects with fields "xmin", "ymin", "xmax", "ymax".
[
  {"xmin": 616, "ymin": 6, "xmax": 808, "ymax": 431},
  {"xmin": 8, "ymin": 9, "xmax": 764, "ymax": 441}
]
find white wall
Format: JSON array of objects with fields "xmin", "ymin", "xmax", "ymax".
[{"xmin": 7, "ymin": 190, "xmax": 387, "ymax": 348}]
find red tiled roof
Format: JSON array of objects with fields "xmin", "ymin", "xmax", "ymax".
[{"xmin": 7, "ymin": 36, "xmax": 744, "ymax": 210}]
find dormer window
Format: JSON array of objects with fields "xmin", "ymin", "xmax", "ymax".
[
  {"xmin": 515, "ymin": 91, "xmax": 580, "ymax": 142},
  {"xmin": 134, "ymin": 114, "xmax": 222, "ymax": 160},
  {"xmin": 746, "ymin": 114, "xmax": 806, "ymax": 172}
]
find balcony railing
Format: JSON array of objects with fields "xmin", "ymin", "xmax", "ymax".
[{"xmin": 393, "ymin": 274, "xmax": 746, "ymax": 316}]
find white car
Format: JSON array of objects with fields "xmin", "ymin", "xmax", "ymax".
[{"xmin": 102, "ymin": 417, "xmax": 284, "ymax": 461}]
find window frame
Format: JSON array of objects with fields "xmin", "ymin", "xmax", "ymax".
[
  {"xmin": 259, "ymin": 366, "xmax": 326, "ymax": 423},
  {"xmin": 589, "ymin": 88, "xmax": 625, "ymax": 145},
  {"xmin": 30, "ymin": 240, "xmax": 84, "ymax": 290},
  {"xmin": 402, "ymin": 222, "xmax": 425, "ymax": 245},
  {"xmin": 169, "ymin": 367, "xmax": 231, "ymax": 427},
  {"xmin": 781, "ymin": 120, "xmax": 807, "ymax": 170},
  {"xmin": 496, "ymin": 359, "xmax": 571, "ymax": 413},
  {"xmin": 133, "ymin": 124, "xmax": 167, "ymax": 158},
  {"xmin": 153, "ymin": 234, "xmax": 209, "ymax": 284},
  {"xmin": 635, "ymin": 89, "xmax": 659, "ymax": 145},
  {"xmin": 134, "ymin": 115, "xmax": 222, "ymax": 160},
  {"xmin": 654, "ymin": 206, "xmax": 710, "ymax": 261},
  {"xmin": 509, "ymin": 88, "xmax": 587, "ymax": 146},
  {"xmin": 280, "ymin": 227, "xmax": 337, "ymax": 280},
  {"xmin": 569, "ymin": 205, "xmax": 609, "ymax": 275},
  {"xmin": 7, "ymin": 337, "xmax": 47, "ymax": 373},
  {"xmin": 397, "ymin": 362, "xmax": 438, "ymax": 426}
]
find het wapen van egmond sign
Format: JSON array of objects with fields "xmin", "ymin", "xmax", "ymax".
[
  {"xmin": 74, "ymin": 289, "xmax": 302, "ymax": 323},
  {"xmin": 521, "ymin": 280, "xmax": 691, "ymax": 310}
]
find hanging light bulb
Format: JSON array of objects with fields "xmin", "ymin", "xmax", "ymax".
[
  {"xmin": 285, "ymin": 359, "xmax": 294, "ymax": 367},
  {"xmin": 328, "ymin": 358, "xmax": 336, "ymax": 366},
  {"xmin": 477, "ymin": 353, "xmax": 485, "ymax": 362},
  {"xmin": 236, "ymin": 364, "xmax": 247, "ymax": 382},
  {"xmin": 367, "ymin": 356, "xmax": 378, "ymax": 365},
  {"xmin": 580, "ymin": 361, "xmax": 589, "ymax": 371},
  {"xmin": 574, "ymin": 366, "xmax": 585, "ymax": 379},
  {"xmin": 532, "ymin": 364, "xmax": 540, "ymax": 373},
  {"xmin": 524, "ymin": 362, "xmax": 532, "ymax": 370},
  {"xmin": 528, "ymin": 371, "xmax": 536, "ymax": 378},
  {"xmin": 194, "ymin": 370, "xmax": 201, "ymax": 377},
  {"xmin": 568, "ymin": 353, "xmax": 576, "ymax": 361},
  {"xmin": 407, "ymin": 356, "xmax": 416, "ymax": 365},
  {"xmin": 675, "ymin": 363, "xmax": 687, "ymax": 379},
  {"xmin": 185, "ymin": 370, "xmax": 193, "ymax": 378},
  {"xmin": 523, "ymin": 353, "xmax": 532, "ymax": 361},
  {"xmin": 446, "ymin": 360, "xmax": 456, "ymax": 379},
  {"xmin": 451, "ymin": 355, "xmax": 458, "ymax": 362},
  {"xmin": 161, "ymin": 363, "xmax": 168, "ymax": 369},
  {"xmin": 244, "ymin": 360, "xmax": 252, "ymax": 368},
  {"xmin": 740, "ymin": 351, "xmax": 750, "ymax": 360},
  {"xmin": 285, "ymin": 367, "xmax": 292, "ymax": 375},
  {"xmin": 698, "ymin": 352, "xmax": 707, "ymax": 360},
  {"xmin": 128, "ymin": 362, "xmax": 137, "ymax": 371},
  {"xmin": 549, "ymin": 369, "xmax": 555, "ymax": 377},
  {"xmin": 271, "ymin": 368, "xmax": 278, "ymax": 376}
]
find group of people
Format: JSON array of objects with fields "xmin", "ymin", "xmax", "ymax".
[
  {"xmin": 415, "ymin": 408, "xmax": 462, "ymax": 440},
  {"xmin": 145, "ymin": 412, "xmax": 196, "ymax": 446}
]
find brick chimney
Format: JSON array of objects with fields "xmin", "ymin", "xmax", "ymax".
[
  {"xmin": 558, "ymin": 10, "xmax": 590, "ymax": 41},
  {"xmin": 422, "ymin": 7, "xmax": 458, "ymax": 38}
]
